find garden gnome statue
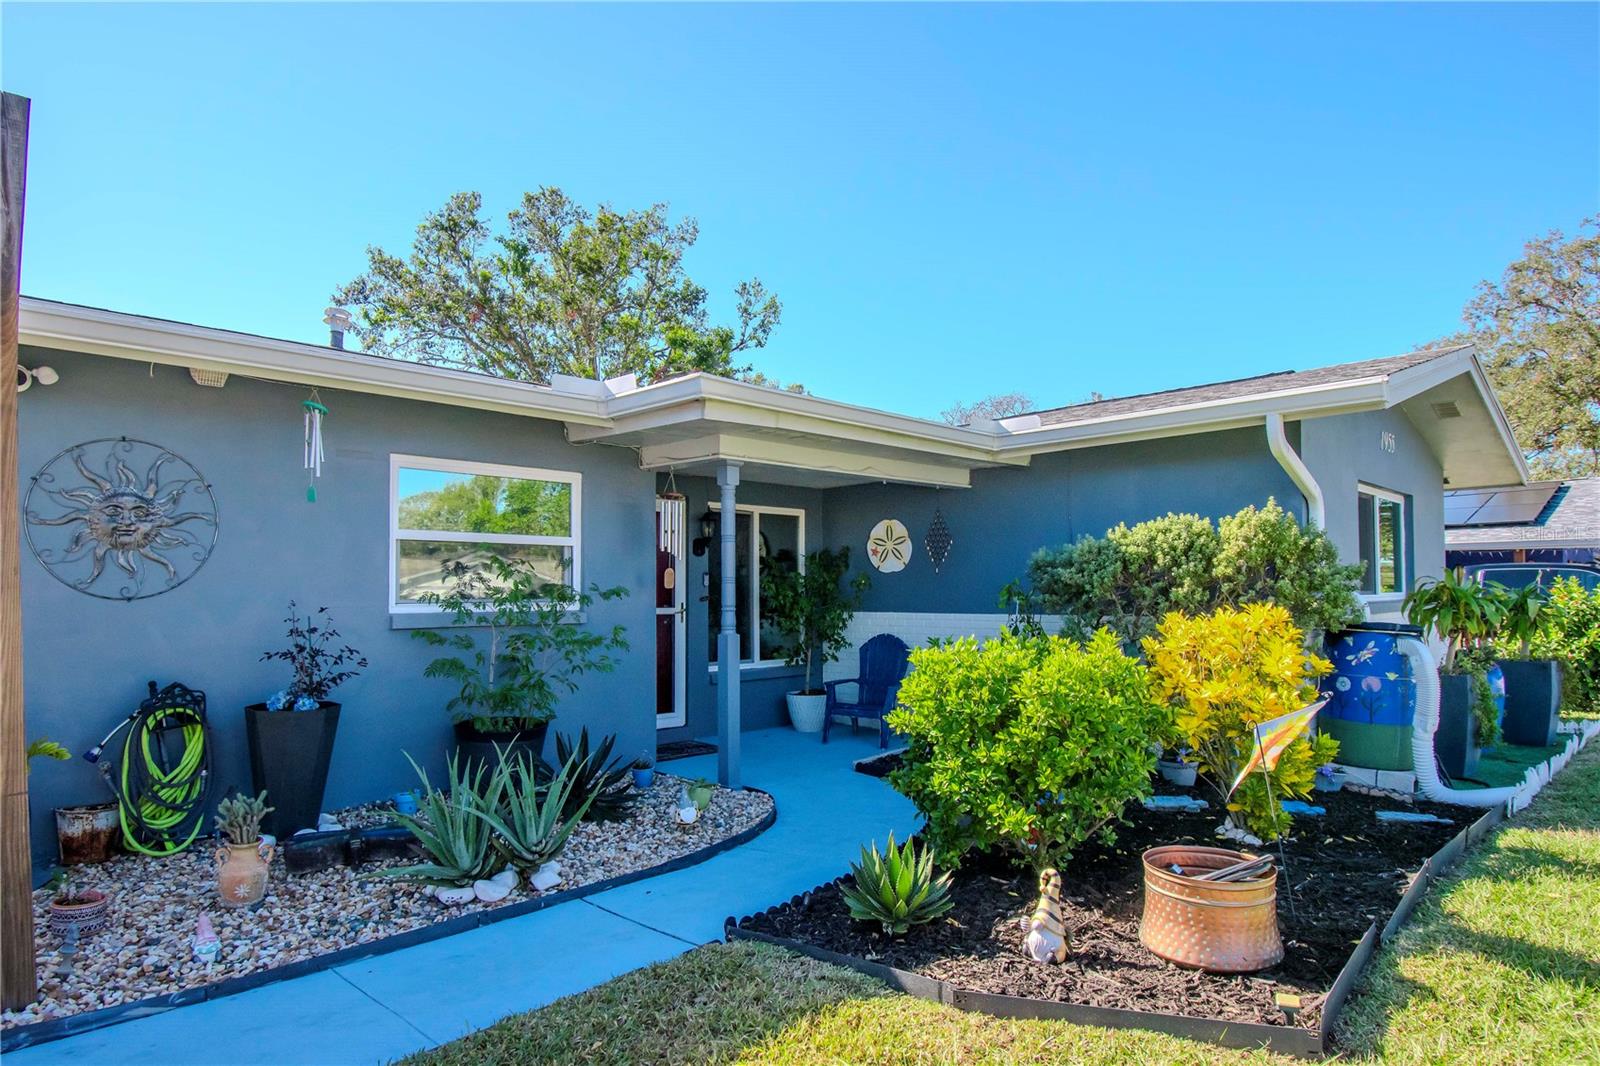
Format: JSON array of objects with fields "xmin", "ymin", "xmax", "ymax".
[
  {"xmin": 1024, "ymin": 868, "xmax": 1069, "ymax": 963},
  {"xmin": 674, "ymin": 783, "xmax": 700, "ymax": 826},
  {"xmin": 193, "ymin": 912, "xmax": 221, "ymax": 967}
]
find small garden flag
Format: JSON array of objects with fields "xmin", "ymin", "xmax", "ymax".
[{"xmin": 1229, "ymin": 699, "xmax": 1328, "ymax": 796}]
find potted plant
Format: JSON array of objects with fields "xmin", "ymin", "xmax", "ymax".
[
  {"xmin": 214, "ymin": 791, "xmax": 276, "ymax": 909},
  {"xmin": 1404, "ymin": 571, "xmax": 1506, "ymax": 779},
  {"xmin": 760, "ymin": 547, "xmax": 869, "ymax": 733},
  {"xmin": 246, "ymin": 603, "xmax": 366, "ymax": 839},
  {"xmin": 631, "ymin": 752, "xmax": 655, "ymax": 790},
  {"xmin": 1313, "ymin": 763, "xmax": 1344, "ymax": 793},
  {"xmin": 1492, "ymin": 583, "xmax": 1563, "ymax": 747},
  {"xmin": 413, "ymin": 556, "xmax": 629, "ymax": 772},
  {"xmin": 46, "ymin": 873, "xmax": 112, "ymax": 939},
  {"xmin": 1156, "ymin": 747, "xmax": 1197, "ymax": 787},
  {"xmin": 27, "ymin": 740, "xmax": 120, "ymax": 866}
]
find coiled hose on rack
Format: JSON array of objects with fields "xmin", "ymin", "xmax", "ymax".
[{"xmin": 86, "ymin": 681, "xmax": 213, "ymax": 856}]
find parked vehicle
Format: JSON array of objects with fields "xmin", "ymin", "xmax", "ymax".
[{"xmin": 1465, "ymin": 563, "xmax": 1600, "ymax": 593}]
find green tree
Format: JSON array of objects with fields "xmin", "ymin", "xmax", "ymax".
[
  {"xmin": 333, "ymin": 188, "xmax": 782, "ymax": 384},
  {"xmin": 1448, "ymin": 217, "xmax": 1599, "ymax": 478},
  {"xmin": 399, "ymin": 475, "xmax": 571, "ymax": 537}
]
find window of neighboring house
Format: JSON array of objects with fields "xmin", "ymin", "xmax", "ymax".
[
  {"xmin": 390, "ymin": 455, "xmax": 580, "ymax": 610},
  {"xmin": 1357, "ymin": 484, "xmax": 1406, "ymax": 597},
  {"xmin": 707, "ymin": 504, "xmax": 804, "ymax": 667}
]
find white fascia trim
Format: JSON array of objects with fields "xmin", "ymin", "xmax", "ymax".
[
  {"xmin": 19, "ymin": 298, "xmax": 613, "ymax": 426},
  {"xmin": 1384, "ymin": 348, "xmax": 1529, "ymax": 485}
]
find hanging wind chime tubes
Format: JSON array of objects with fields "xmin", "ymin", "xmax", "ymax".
[{"xmin": 302, "ymin": 395, "xmax": 327, "ymax": 502}]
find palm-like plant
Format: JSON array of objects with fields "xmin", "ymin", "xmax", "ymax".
[
  {"xmin": 840, "ymin": 833, "xmax": 954, "ymax": 937},
  {"xmin": 380, "ymin": 753, "xmax": 499, "ymax": 888},
  {"xmin": 1404, "ymin": 569, "xmax": 1508, "ymax": 671},
  {"xmin": 549, "ymin": 728, "xmax": 635, "ymax": 823},
  {"xmin": 474, "ymin": 746, "xmax": 595, "ymax": 871},
  {"xmin": 1491, "ymin": 582, "xmax": 1547, "ymax": 660}
]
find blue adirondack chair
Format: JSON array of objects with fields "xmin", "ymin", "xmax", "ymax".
[{"xmin": 823, "ymin": 634, "xmax": 911, "ymax": 748}]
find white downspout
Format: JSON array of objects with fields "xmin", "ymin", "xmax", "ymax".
[
  {"xmin": 1397, "ymin": 634, "xmax": 1523, "ymax": 808},
  {"xmin": 1265, "ymin": 413, "xmax": 1324, "ymax": 530}
]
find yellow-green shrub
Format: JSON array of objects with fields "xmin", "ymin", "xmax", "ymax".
[
  {"xmin": 887, "ymin": 630, "xmax": 1169, "ymax": 872},
  {"xmin": 1141, "ymin": 603, "xmax": 1337, "ymax": 840}
]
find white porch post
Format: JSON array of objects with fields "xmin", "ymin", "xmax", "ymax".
[{"xmin": 716, "ymin": 461, "xmax": 742, "ymax": 788}]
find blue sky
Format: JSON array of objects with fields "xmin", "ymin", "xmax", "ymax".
[{"xmin": 3, "ymin": 3, "xmax": 1596, "ymax": 419}]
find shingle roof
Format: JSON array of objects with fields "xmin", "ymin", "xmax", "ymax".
[
  {"xmin": 1028, "ymin": 345, "xmax": 1471, "ymax": 426},
  {"xmin": 1445, "ymin": 478, "xmax": 1600, "ymax": 548}
]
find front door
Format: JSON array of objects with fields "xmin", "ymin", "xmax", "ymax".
[{"xmin": 655, "ymin": 496, "xmax": 686, "ymax": 728}]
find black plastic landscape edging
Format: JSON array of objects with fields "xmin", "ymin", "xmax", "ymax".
[
  {"xmin": 722, "ymin": 801, "xmax": 1509, "ymax": 1060},
  {"xmin": 1, "ymin": 788, "xmax": 777, "ymax": 1054}
]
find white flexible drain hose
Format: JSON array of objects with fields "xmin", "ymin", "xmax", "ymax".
[{"xmin": 1396, "ymin": 633, "xmax": 1523, "ymax": 808}]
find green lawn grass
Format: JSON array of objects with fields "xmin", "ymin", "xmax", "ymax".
[{"xmin": 406, "ymin": 743, "xmax": 1600, "ymax": 1066}]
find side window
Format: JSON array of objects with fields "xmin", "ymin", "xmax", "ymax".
[{"xmin": 1357, "ymin": 485, "xmax": 1406, "ymax": 596}]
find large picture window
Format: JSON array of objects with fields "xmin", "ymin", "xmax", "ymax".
[
  {"xmin": 707, "ymin": 504, "xmax": 804, "ymax": 667},
  {"xmin": 1356, "ymin": 484, "xmax": 1406, "ymax": 597},
  {"xmin": 390, "ymin": 455, "xmax": 581, "ymax": 609}
]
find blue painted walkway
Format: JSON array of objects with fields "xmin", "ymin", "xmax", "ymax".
[{"xmin": 10, "ymin": 728, "xmax": 916, "ymax": 1066}]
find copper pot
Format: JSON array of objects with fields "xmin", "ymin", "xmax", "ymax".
[{"xmin": 1140, "ymin": 845, "xmax": 1282, "ymax": 973}]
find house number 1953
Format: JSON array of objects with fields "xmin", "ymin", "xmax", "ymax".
[{"xmin": 1379, "ymin": 431, "xmax": 1396, "ymax": 454}]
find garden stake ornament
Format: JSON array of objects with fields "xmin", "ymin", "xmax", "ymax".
[
  {"xmin": 1225, "ymin": 698, "xmax": 1328, "ymax": 919},
  {"xmin": 1023, "ymin": 867, "xmax": 1070, "ymax": 963},
  {"xmin": 303, "ymin": 392, "xmax": 328, "ymax": 502}
]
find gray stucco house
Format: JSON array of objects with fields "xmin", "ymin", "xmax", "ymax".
[{"xmin": 15, "ymin": 297, "xmax": 1528, "ymax": 865}]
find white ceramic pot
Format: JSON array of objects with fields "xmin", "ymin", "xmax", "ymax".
[
  {"xmin": 786, "ymin": 692, "xmax": 828, "ymax": 733},
  {"xmin": 1157, "ymin": 759, "xmax": 1197, "ymax": 788}
]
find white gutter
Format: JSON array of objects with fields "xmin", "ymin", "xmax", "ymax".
[{"xmin": 1264, "ymin": 412, "xmax": 1324, "ymax": 529}]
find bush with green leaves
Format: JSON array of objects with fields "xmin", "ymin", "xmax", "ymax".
[
  {"xmin": 1020, "ymin": 500, "xmax": 1361, "ymax": 645},
  {"xmin": 1526, "ymin": 577, "xmax": 1600, "ymax": 715},
  {"xmin": 412, "ymin": 555, "xmax": 628, "ymax": 733},
  {"xmin": 759, "ymin": 547, "xmax": 869, "ymax": 695},
  {"xmin": 840, "ymin": 833, "xmax": 954, "ymax": 936},
  {"xmin": 887, "ymin": 630, "xmax": 1168, "ymax": 872},
  {"xmin": 1454, "ymin": 647, "xmax": 1504, "ymax": 748}
]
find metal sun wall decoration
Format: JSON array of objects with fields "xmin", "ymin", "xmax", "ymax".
[
  {"xmin": 924, "ymin": 508, "xmax": 953, "ymax": 574},
  {"xmin": 24, "ymin": 438, "xmax": 220, "ymax": 601}
]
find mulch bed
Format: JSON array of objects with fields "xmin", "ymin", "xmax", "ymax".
[{"xmin": 740, "ymin": 783, "xmax": 1464, "ymax": 1030}]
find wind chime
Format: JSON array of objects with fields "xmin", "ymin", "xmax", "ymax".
[{"xmin": 303, "ymin": 392, "xmax": 328, "ymax": 502}]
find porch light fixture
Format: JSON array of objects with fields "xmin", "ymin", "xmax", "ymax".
[{"xmin": 692, "ymin": 510, "xmax": 717, "ymax": 557}]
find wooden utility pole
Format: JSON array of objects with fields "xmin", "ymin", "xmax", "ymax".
[{"xmin": 1, "ymin": 90, "xmax": 35, "ymax": 1012}]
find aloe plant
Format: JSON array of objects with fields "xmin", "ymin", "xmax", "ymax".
[
  {"xmin": 549, "ymin": 728, "xmax": 635, "ymax": 823},
  {"xmin": 840, "ymin": 833, "xmax": 954, "ymax": 936},
  {"xmin": 379, "ymin": 753, "xmax": 499, "ymax": 888},
  {"xmin": 473, "ymin": 745, "xmax": 595, "ymax": 871}
]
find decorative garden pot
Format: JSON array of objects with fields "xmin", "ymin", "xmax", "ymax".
[
  {"xmin": 245, "ymin": 701, "xmax": 340, "ymax": 839},
  {"xmin": 786, "ymin": 692, "xmax": 827, "ymax": 733},
  {"xmin": 632, "ymin": 767, "xmax": 654, "ymax": 790},
  {"xmin": 216, "ymin": 840, "xmax": 275, "ymax": 908},
  {"xmin": 1435, "ymin": 674, "xmax": 1480, "ymax": 781},
  {"xmin": 48, "ymin": 889, "xmax": 112, "ymax": 939},
  {"xmin": 453, "ymin": 719, "xmax": 548, "ymax": 775},
  {"xmin": 1498, "ymin": 659, "xmax": 1563, "ymax": 747},
  {"xmin": 54, "ymin": 802, "xmax": 120, "ymax": 865},
  {"xmin": 1140, "ymin": 845, "xmax": 1281, "ymax": 973},
  {"xmin": 1157, "ymin": 759, "xmax": 1197, "ymax": 787}
]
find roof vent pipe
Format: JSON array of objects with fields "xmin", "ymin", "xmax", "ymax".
[
  {"xmin": 323, "ymin": 307, "xmax": 353, "ymax": 350},
  {"xmin": 1265, "ymin": 413, "xmax": 1324, "ymax": 530}
]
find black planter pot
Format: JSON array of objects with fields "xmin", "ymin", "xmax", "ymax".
[
  {"xmin": 245, "ymin": 701, "xmax": 341, "ymax": 839},
  {"xmin": 1435, "ymin": 674, "xmax": 1479, "ymax": 781},
  {"xmin": 453, "ymin": 719, "xmax": 549, "ymax": 775},
  {"xmin": 1498, "ymin": 659, "xmax": 1563, "ymax": 747}
]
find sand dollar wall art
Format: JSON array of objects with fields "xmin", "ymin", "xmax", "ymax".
[{"xmin": 866, "ymin": 518, "xmax": 912, "ymax": 573}]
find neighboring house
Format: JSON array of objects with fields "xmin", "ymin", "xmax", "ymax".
[
  {"xmin": 15, "ymin": 298, "xmax": 1527, "ymax": 865},
  {"xmin": 1445, "ymin": 478, "xmax": 1600, "ymax": 569}
]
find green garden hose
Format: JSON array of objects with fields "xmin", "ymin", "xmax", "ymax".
[{"xmin": 89, "ymin": 681, "xmax": 213, "ymax": 856}]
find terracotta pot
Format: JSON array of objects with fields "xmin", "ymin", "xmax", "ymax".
[
  {"xmin": 216, "ymin": 839, "xmax": 275, "ymax": 908},
  {"xmin": 48, "ymin": 889, "xmax": 112, "ymax": 939},
  {"xmin": 1139, "ymin": 845, "xmax": 1281, "ymax": 973},
  {"xmin": 55, "ymin": 802, "xmax": 121, "ymax": 865}
]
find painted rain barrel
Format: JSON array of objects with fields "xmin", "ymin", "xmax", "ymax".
[{"xmin": 1320, "ymin": 623, "xmax": 1421, "ymax": 771}]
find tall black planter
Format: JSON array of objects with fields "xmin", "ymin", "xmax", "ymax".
[
  {"xmin": 1435, "ymin": 674, "xmax": 1479, "ymax": 781},
  {"xmin": 453, "ymin": 720, "xmax": 548, "ymax": 776},
  {"xmin": 1498, "ymin": 659, "xmax": 1563, "ymax": 747},
  {"xmin": 245, "ymin": 702, "xmax": 340, "ymax": 839}
]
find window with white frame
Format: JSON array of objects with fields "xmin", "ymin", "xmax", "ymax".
[
  {"xmin": 707, "ymin": 504, "xmax": 804, "ymax": 666},
  {"xmin": 1356, "ymin": 484, "xmax": 1406, "ymax": 597},
  {"xmin": 390, "ymin": 455, "xmax": 581, "ymax": 609}
]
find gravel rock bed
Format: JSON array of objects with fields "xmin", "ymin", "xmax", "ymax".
[{"xmin": 3, "ymin": 773, "xmax": 771, "ymax": 1030}]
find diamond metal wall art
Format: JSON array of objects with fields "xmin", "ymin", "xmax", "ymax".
[
  {"xmin": 24, "ymin": 438, "xmax": 220, "ymax": 601},
  {"xmin": 925, "ymin": 508, "xmax": 953, "ymax": 574}
]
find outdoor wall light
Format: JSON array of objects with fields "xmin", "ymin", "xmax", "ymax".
[
  {"xmin": 691, "ymin": 510, "xmax": 717, "ymax": 557},
  {"xmin": 16, "ymin": 364, "xmax": 58, "ymax": 392}
]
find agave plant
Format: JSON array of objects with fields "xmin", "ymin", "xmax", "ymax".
[
  {"xmin": 474, "ymin": 745, "xmax": 595, "ymax": 871},
  {"xmin": 549, "ymin": 728, "xmax": 635, "ymax": 823},
  {"xmin": 379, "ymin": 752, "xmax": 499, "ymax": 888},
  {"xmin": 840, "ymin": 833, "xmax": 954, "ymax": 937}
]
